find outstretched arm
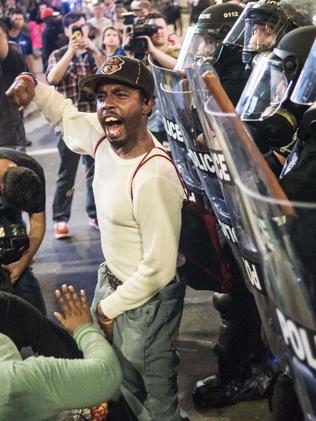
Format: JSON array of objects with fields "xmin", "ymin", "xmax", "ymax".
[{"xmin": 6, "ymin": 77, "xmax": 103, "ymax": 156}]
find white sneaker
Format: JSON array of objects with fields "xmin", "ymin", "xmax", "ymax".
[{"xmin": 54, "ymin": 222, "xmax": 70, "ymax": 239}]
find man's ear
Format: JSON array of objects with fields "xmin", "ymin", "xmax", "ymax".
[{"xmin": 143, "ymin": 97, "xmax": 154, "ymax": 116}]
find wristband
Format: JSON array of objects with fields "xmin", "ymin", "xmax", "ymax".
[{"xmin": 16, "ymin": 72, "xmax": 37, "ymax": 86}]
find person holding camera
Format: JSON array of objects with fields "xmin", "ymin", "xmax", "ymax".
[
  {"xmin": 137, "ymin": 12, "xmax": 179, "ymax": 69},
  {"xmin": 46, "ymin": 12, "xmax": 104, "ymax": 239},
  {"xmin": 135, "ymin": 13, "xmax": 179, "ymax": 144},
  {"xmin": 0, "ymin": 147, "xmax": 46, "ymax": 315}
]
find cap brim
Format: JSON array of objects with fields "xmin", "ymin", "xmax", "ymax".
[{"xmin": 79, "ymin": 73, "xmax": 153, "ymax": 98}]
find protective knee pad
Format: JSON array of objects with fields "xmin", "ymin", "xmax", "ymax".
[
  {"xmin": 213, "ymin": 292, "xmax": 239, "ymax": 320},
  {"xmin": 212, "ymin": 293, "xmax": 240, "ymax": 357}
]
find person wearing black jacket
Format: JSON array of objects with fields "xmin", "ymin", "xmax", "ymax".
[{"xmin": 0, "ymin": 19, "xmax": 28, "ymax": 150}]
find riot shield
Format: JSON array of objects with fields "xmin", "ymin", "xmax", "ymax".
[
  {"xmin": 291, "ymin": 37, "xmax": 316, "ymax": 106},
  {"xmin": 238, "ymin": 174, "xmax": 316, "ymax": 419},
  {"xmin": 189, "ymin": 65, "xmax": 285, "ymax": 360},
  {"xmin": 203, "ymin": 95, "xmax": 316, "ymax": 419},
  {"xmin": 187, "ymin": 64, "xmax": 265, "ymax": 267},
  {"xmin": 185, "ymin": 62, "xmax": 238, "ymax": 239},
  {"xmin": 157, "ymin": 64, "xmax": 232, "ymax": 231},
  {"xmin": 149, "ymin": 59, "xmax": 204, "ymax": 196}
]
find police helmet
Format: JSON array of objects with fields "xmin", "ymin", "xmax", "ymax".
[
  {"xmin": 237, "ymin": 25, "xmax": 316, "ymax": 153},
  {"xmin": 223, "ymin": 0, "xmax": 312, "ymax": 66},
  {"xmin": 291, "ymin": 38, "xmax": 316, "ymax": 106},
  {"xmin": 175, "ymin": 3, "xmax": 243, "ymax": 70}
]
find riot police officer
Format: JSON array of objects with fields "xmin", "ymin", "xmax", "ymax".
[
  {"xmin": 174, "ymin": 2, "xmax": 270, "ymax": 409},
  {"xmin": 237, "ymin": 25, "xmax": 316, "ymax": 173},
  {"xmin": 176, "ymin": 2, "xmax": 249, "ymax": 107},
  {"xmin": 223, "ymin": 0, "xmax": 312, "ymax": 69},
  {"xmin": 237, "ymin": 25, "xmax": 316, "ymax": 421}
]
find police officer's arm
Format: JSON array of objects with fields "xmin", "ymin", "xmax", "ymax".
[{"xmin": 4, "ymin": 211, "xmax": 46, "ymax": 284}]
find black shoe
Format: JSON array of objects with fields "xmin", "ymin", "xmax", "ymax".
[{"xmin": 192, "ymin": 371, "xmax": 268, "ymax": 408}]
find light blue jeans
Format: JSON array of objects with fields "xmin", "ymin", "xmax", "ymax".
[{"xmin": 91, "ymin": 262, "xmax": 187, "ymax": 421}]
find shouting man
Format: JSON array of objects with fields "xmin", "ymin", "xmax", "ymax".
[{"xmin": 7, "ymin": 56, "xmax": 187, "ymax": 421}]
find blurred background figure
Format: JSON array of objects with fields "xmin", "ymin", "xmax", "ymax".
[
  {"xmin": 188, "ymin": 0, "xmax": 215, "ymax": 25},
  {"xmin": 161, "ymin": 0, "xmax": 182, "ymax": 37},
  {"xmin": 103, "ymin": 0, "xmax": 116, "ymax": 24},
  {"xmin": 27, "ymin": 2, "xmax": 46, "ymax": 60},
  {"xmin": 9, "ymin": 9, "xmax": 35, "ymax": 73},
  {"xmin": 87, "ymin": 0, "xmax": 112, "ymax": 50},
  {"xmin": 3, "ymin": 0, "xmax": 17, "ymax": 17},
  {"xmin": 113, "ymin": 2, "xmax": 128, "ymax": 35},
  {"xmin": 101, "ymin": 26, "xmax": 125, "ymax": 58},
  {"xmin": 41, "ymin": 7, "xmax": 63, "ymax": 72},
  {"xmin": 130, "ymin": 0, "xmax": 152, "ymax": 20},
  {"xmin": 0, "ymin": 19, "xmax": 29, "ymax": 150},
  {"xmin": 50, "ymin": 0, "xmax": 70, "ymax": 16}
]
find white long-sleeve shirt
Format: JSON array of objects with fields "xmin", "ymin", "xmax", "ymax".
[{"xmin": 33, "ymin": 82, "xmax": 184, "ymax": 319}]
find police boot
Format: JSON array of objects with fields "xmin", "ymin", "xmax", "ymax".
[
  {"xmin": 192, "ymin": 291, "xmax": 267, "ymax": 407},
  {"xmin": 192, "ymin": 366, "xmax": 271, "ymax": 408}
]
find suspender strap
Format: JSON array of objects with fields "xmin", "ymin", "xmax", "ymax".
[
  {"xmin": 93, "ymin": 136, "xmax": 106, "ymax": 157},
  {"xmin": 130, "ymin": 146, "xmax": 187, "ymax": 202}
]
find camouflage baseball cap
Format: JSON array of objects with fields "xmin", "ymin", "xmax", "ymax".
[{"xmin": 79, "ymin": 56, "xmax": 155, "ymax": 98}]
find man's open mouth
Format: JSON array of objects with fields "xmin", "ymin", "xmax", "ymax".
[{"xmin": 104, "ymin": 115, "xmax": 123, "ymax": 138}]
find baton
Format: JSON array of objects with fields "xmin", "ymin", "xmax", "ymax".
[{"xmin": 202, "ymin": 70, "xmax": 296, "ymax": 216}]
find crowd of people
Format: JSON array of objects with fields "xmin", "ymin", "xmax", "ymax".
[{"xmin": 0, "ymin": 0, "xmax": 316, "ymax": 419}]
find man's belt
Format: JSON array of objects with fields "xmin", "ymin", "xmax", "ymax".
[{"xmin": 105, "ymin": 265, "xmax": 123, "ymax": 291}]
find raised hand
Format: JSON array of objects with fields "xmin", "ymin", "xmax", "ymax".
[
  {"xmin": 54, "ymin": 284, "xmax": 92, "ymax": 335},
  {"xmin": 68, "ymin": 33, "xmax": 84, "ymax": 55},
  {"xmin": 6, "ymin": 77, "xmax": 35, "ymax": 108}
]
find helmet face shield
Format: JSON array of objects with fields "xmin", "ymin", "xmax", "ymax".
[
  {"xmin": 236, "ymin": 53, "xmax": 290, "ymax": 121},
  {"xmin": 193, "ymin": 31, "xmax": 217, "ymax": 60},
  {"xmin": 174, "ymin": 26, "xmax": 195, "ymax": 70},
  {"xmin": 244, "ymin": 19, "xmax": 279, "ymax": 52},
  {"xmin": 291, "ymin": 37, "xmax": 316, "ymax": 105},
  {"xmin": 175, "ymin": 27, "xmax": 217, "ymax": 70},
  {"xmin": 222, "ymin": 2, "xmax": 255, "ymax": 48}
]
